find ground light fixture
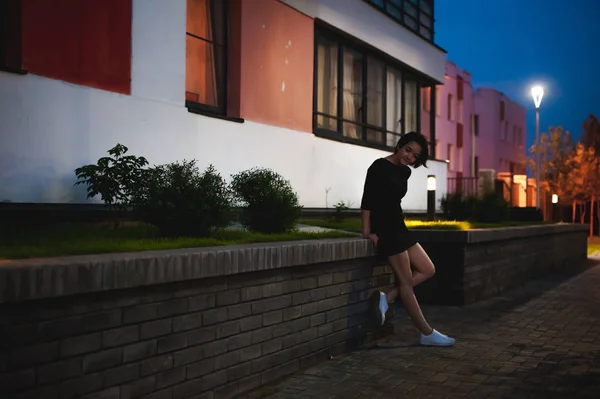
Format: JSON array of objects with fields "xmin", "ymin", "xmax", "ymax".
[{"xmin": 427, "ymin": 175, "xmax": 436, "ymax": 221}]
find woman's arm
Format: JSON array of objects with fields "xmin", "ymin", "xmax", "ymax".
[
  {"xmin": 361, "ymin": 209, "xmax": 371, "ymax": 237},
  {"xmin": 360, "ymin": 163, "xmax": 381, "ymax": 240}
]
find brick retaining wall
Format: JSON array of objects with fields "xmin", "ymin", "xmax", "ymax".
[
  {"xmin": 0, "ymin": 224, "xmax": 589, "ymax": 398},
  {"xmin": 0, "ymin": 239, "xmax": 393, "ymax": 399},
  {"xmin": 413, "ymin": 224, "xmax": 589, "ymax": 305}
]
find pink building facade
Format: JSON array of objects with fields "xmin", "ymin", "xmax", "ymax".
[
  {"xmin": 474, "ymin": 88, "xmax": 527, "ymax": 175},
  {"xmin": 421, "ymin": 61, "xmax": 477, "ymax": 194},
  {"xmin": 421, "ymin": 60, "xmax": 528, "ymax": 202}
]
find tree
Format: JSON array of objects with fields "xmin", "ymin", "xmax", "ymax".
[
  {"xmin": 564, "ymin": 143, "xmax": 599, "ymax": 225},
  {"xmin": 528, "ymin": 126, "xmax": 575, "ymax": 209},
  {"xmin": 580, "ymin": 114, "xmax": 600, "ymax": 155},
  {"xmin": 579, "ymin": 114, "xmax": 600, "ymax": 235}
]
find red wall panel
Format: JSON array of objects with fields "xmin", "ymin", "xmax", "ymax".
[{"xmin": 21, "ymin": 0, "xmax": 132, "ymax": 94}]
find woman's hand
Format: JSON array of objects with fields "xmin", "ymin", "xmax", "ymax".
[{"xmin": 363, "ymin": 232, "xmax": 379, "ymax": 247}]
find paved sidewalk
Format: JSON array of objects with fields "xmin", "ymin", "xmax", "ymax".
[{"xmin": 243, "ymin": 262, "xmax": 600, "ymax": 398}]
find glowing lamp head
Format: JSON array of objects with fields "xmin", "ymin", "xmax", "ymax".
[
  {"xmin": 427, "ymin": 175, "xmax": 436, "ymax": 191},
  {"xmin": 531, "ymin": 86, "xmax": 544, "ymax": 108}
]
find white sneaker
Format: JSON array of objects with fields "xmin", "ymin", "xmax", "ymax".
[
  {"xmin": 420, "ymin": 329, "xmax": 455, "ymax": 347},
  {"xmin": 378, "ymin": 291, "xmax": 389, "ymax": 326}
]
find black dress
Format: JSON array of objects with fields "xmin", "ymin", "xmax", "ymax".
[{"xmin": 360, "ymin": 157, "xmax": 417, "ymax": 256}]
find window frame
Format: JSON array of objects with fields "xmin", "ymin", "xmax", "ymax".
[
  {"xmin": 364, "ymin": 0, "xmax": 435, "ymax": 43},
  {"xmin": 185, "ymin": 0, "xmax": 229, "ymax": 117},
  {"xmin": 313, "ymin": 26, "xmax": 434, "ymax": 152}
]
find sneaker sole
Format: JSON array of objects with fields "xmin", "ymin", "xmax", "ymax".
[
  {"xmin": 369, "ymin": 291, "xmax": 383, "ymax": 327},
  {"xmin": 420, "ymin": 341, "xmax": 455, "ymax": 347}
]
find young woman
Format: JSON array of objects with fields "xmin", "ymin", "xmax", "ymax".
[{"xmin": 360, "ymin": 132, "xmax": 455, "ymax": 347}]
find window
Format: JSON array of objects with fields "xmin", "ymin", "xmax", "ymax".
[
  {"xmin": 314, "ymin": 28, "xmax": 428, "ymax": 150},
  {"xmin": 365, "ymin": 0, "xmax": 434, "ymax": 42},
  {"xmin": 447, "ymin": 143, "xmax": 453, "ymax": 170},
  {"xmin": 447, "ymin": 94, "xmax": 453, "ymax": 121},
  {"xmin": 472, "ymin": 114, "xmax": 479, "ymax": 136},
  {"xmin": 0, "ymin": 0, "xmax": 23, "ymax": 72},
  {"xmin": 458, "ymin": 99, "xmax": 463, "ymax": 123},
  {"xmin": 421, "ymin": 87, "xmax": 430, "ymax": 111},
  {"xmin": 500, "ymin": 122, "xmax": 508, "ymax": 141},
  {"xmin": 435, "ymin": 87, "xmax": 441, "ymax": 116},
  {"xmin": 499, "ymin": 100, "xmax": 505, "ymax": 121},
  {"xmin": 186, "ymin": 0, "xmax": 227, "ymax": 115}
]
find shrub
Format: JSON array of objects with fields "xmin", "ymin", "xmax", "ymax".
[
  {"xmin": 133, "ymin": 161, "xmax": 233, "ymax": 237},
  {"xmin": 473, "ymin": 191, "xmax": 510, "ymax": 223},
  {"xmin": 74, "ymin": 144, "xmax": 148, "ymax": 227},
  {"xmin": 332, "ymin": 200, "xmax": 352, "ymax": 223},
  {"xmin": 440, "ymin": 192, "xmax": 476, "ymax": 221},
  {"xmin": 230, "ymin": 168, "xmax": 302, "ymax": 233}
]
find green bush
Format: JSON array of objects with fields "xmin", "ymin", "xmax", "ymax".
[
  {"xmin": 230, "ymin": 168, "xmax": 302, "ymax": 233},
  {"xmin": 74, "ymin": 144, "xmax": 149, "ymax": 227},
  {"xmin": 440, "ymin": 192, "xmax": 476, "ymax": 221},
  {"xmin": 473, "ymin": 191, "xmax": 509, "ymax": 223},
  {"xmin": 441, "ymin": 191, "xmax": 509, "ymax": 223},
  {"xmin": 133, "ymin": 161, "xmax": 233, "ymax": 237},
  {"xmin": 332, "ymin": 201, "xmax": 352, "ymax": 223}
]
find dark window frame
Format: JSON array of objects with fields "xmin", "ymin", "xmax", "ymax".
[
  {"xmin": 0, "ymin": 0, "xmax": 27, "ymax": 75},
  {"xmin": 185, "ymin": 0, "xmax": 229, "ymax": 117},
  {"xmin": 313, "ymin": 26, "xmax": 430, "ymax": 152},
  {"xmin": 364, "ymin": 0, "xmax": 435, "ymax": 43}
]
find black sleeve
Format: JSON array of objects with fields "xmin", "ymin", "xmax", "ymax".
[{"xmin": 360, "ymin": 161, "xmax": 383, "ymax": 210}]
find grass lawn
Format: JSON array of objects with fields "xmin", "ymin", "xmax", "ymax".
[
  {"xmin": 588, "ymin": 237, "xmax": 600, "ymax": 255},
  {"xmin": 299, "ymin": 217, "xmax": 551, "ymax": 232},
  {"xmin": 0, "ymin": 222, "xmax": 357, "ymax": 260}
]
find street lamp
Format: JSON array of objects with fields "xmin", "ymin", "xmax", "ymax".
[
  {"xmin": 427, "ymin": 175, "xmax": 436, "ymax": 221},
  {"xmin": 531, "ymin": 85, "xmax": 544, "ymax": 210}
]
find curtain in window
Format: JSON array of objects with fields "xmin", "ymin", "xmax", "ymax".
[
  {"xmin": 342, "ymin": 49, "xmax": 362, "ymax": 139},
  {"xmin": 404, "ymin": 79, "xmax": 417, "ymax": 133},
  {"xmin": 186, "ymin": 0, "xmax": 219, "ymax": 107},
  {"xmin": 316, "ymin": 40, "xmax": 338, "ymax": 131},
  {"xmin": 365, "ymin": 57, "xmax": 384, "ymax": 144},
  {"xmin": 386, "ymin": 68, "xmax": 402, "ymax": 147}
]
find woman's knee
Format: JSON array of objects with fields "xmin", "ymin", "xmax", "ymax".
[
  {"xmin": 408, "ymin": 243, "xmax": 435, "ymax": 278},
  {"xmin": 425, "ymin": 264, "xmax": 436, "ymax": 278}
]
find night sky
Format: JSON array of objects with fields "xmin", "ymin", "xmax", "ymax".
[{"xmin": 435, "ymin": 0, "xmax": 600, "ymax": 149}]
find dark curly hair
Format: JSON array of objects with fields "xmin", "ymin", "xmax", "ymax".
[{"xmin": 394, "ymin": 131, "xmax": 430, "ymax": 168}]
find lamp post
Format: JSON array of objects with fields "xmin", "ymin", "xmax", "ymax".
[
  {"xmin": 552, "ymin": 193, "xmax": 558, "ymax": 222},
  {"xmin": 531, "ymin": 86, "xmax": 544, "ymax": 210},
  {"xmin": 427, "ymin": 175, "xmax": 436, "ymax": 221}
]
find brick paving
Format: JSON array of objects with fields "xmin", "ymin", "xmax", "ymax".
[{"xmin": 242, "ymin": 261, "xmax": 600, "ymax": 398}]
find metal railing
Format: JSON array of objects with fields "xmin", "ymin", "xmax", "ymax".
[{"xmin": 447, "ymin": 177, "xmax": 478, "ymax": 197}]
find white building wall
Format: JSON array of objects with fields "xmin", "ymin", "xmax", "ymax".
[{"xmin": 0, "ymin": 0, "xmax": 447, "ymax": 212}]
